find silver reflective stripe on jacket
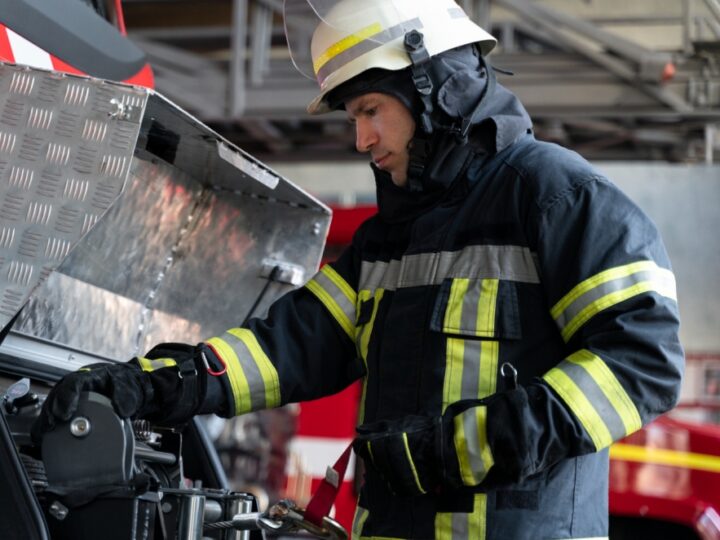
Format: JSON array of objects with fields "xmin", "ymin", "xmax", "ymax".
[{"xmin": 359, "ymin": 245, "xmax": 539, "ymax": 292}]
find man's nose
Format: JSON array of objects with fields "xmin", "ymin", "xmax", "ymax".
[{"xmin": 355, "ymin": 121, "xmax": 377, "ymax": 153}]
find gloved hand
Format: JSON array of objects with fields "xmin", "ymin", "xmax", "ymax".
[
  {"xmin": 353, "ymin": 415, "xmax": 442, "ymax": 497},
  {"xmin": 353, "ymin": 399, "xmax": 511, "ymax": 496},
  {"xmin": 32, "ymin": 343, "xmax": 222, "ymax": 444}
]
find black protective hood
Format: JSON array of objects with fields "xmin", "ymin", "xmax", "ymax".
[
  {"xmin": 371, "ymin": 45, "xmax": 533, "ymax": 222},
  {"xmin": 327, "ymin": 42, "xmax": 532, "ymax": 222}
]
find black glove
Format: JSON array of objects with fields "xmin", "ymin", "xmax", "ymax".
[
  {"xmin": 32, "ymin": 343, "xmax": 222, "ymax": 444},
  {"xmin": 353, "ymin": 415, "xmax": 442, "ymax": 497},
  {"xmin": 353, "ymin": 396, "xmax": 520, "ymax": 496}
]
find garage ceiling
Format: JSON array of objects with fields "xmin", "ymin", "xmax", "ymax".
[{"xmin": 122, "ymin": 0, "xmax": 720, "ymax": 162}]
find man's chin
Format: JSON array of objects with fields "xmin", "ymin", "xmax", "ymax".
[{"xmin": 390, "ymin": 171, "xmax": 408, "ymax": 188}]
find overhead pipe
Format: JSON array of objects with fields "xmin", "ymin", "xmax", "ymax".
[{"xmin": 496, "ymin": 0, "xmax": 676, "ymax": 83}]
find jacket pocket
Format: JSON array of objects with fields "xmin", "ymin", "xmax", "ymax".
[
  {"xmin": 431, "ymin": 277, "xmax": 521, "ymax": 339},
  {"xmin": 432, "ymin": 278, "xmax": 521, "ymax": 409}
]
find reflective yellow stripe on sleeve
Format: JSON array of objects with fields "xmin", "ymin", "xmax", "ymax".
[
  {"xmin": 305, "ymin": 264, "xmax": 357, "ymax": 341},
  {"xmin": 137, "ymin": 357, "xmax": 177, "ymax": 372},
  {"xmin": 551, "ymin": 260, "xmax": 676, "ymax": 342},
  {"xmin": 543, "ymin": 349, "xmax": 642, "ymax": 451},
  {"xmin": 207, "ymin": 328, "xmax": 281, "ymax": 415}
]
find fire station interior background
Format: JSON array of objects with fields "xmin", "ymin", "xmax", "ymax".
[{"xmin": 3, "ymin": 0, "xmax": 719, "ymax": 536}]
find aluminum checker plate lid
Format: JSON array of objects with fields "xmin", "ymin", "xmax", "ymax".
[
  {"xmin": 0, "ymin": 62, "xmax": 331, "ymax": 370},
  {"xmin": 0, "ymin": 62, "xmax": 147, "ymax": 331}
]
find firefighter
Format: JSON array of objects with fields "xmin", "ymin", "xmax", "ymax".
[{"xmin": 36, "ymin": 0, "xmax": 684, "ymax": 538}]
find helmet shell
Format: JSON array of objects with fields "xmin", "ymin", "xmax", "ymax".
[{"xmin": 306, "ymin": 0, "xmax": 496, "ymax": 114}]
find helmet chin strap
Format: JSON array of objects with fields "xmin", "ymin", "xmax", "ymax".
[
  {"xmin": 403, "ymin": 30, "xmax": 497, "ymax": 193},
  {"xmin": 403, "ymin": 30, "xmax": 434, "ymax": 192}
]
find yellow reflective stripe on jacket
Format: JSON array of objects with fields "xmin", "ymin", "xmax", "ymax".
[
  {"xmin": 551, "ymin": 260, "xmax": 676, "ymax": 342},
  {"xmin": 137, "ymin": 357, "xmax": 177, "ymax": 372},
  {"xmin": 305, "ymin": 265, "xmax": 357, "ymax": 341},
  {"xmin": 401, "ymin": 432, "xmax": 427, "ymax": 495},
  {"xmin": 435, "ymin": 493, "xmax": 487, "ymax": 540},
  {"xmin": 442, "ymin": 338, "xmax": 498, "ymax": 413},
  {"xmin": 442, "ymin": 278, "xmax": 499, "ymax": 336},
  {"xmin": 441, "ymin": 278, "xmax": 500, "ymax": 413},
  {"xmin": 543, "ymin": 350, "xmax": 642, "ymax": 451},
  {"xmin": 453, "ymin": 406, "xmax": 493, "ymax": 486},
  {"xmin": 207, "ymin": 328, "xmax": 281, "ymax": 415},
  {"xmin": 357, "ymin": 289, "xmax": 384, "ymax": 424},
  {"xmin": 352, "ymin": 506, "xmax": 369, "ymax": 539}
]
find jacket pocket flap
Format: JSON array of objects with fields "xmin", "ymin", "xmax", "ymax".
[{"xmin": 431, "ymin": 278, "xmax": 521, "ymax": 339}]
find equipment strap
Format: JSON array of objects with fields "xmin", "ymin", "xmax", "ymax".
[{"xmin": 303, "ymin": 443, "xmax": 353, "ymax": 527}]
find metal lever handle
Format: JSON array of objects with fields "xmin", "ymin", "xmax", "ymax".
[{"xmin": 205, "ymin": 499, "xmax": 349, "ymax": 540}]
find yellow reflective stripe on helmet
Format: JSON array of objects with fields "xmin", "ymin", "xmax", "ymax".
[
  {"xmin": 453, "ymin": 406, "xmax": 493, "ymax": 486},
  {"xmin": 313, "ymin": 22, "xmax": 383, "ymax": 74},
  {"xmin": 401, "ymin": 432, "xmax": 427, "ymax": 495},
  {"xmin": 551, "ymin": 261, "xmax": 677, "ymax": 342},
  {"xmin": 227, "ymin": 328, "xmax": 281, "ymax": 410},
  {"xmin": 435, "ymin": 490, "xmax": 487, "ymax": 539},
  {"xmin": 137, "ymin": 357, "xmax": 177, "ymax": 372},
  {"xmin": 543, "ymin": 349, "xmax": 641, "ymax": 450},
  {"xmin": 305, "ymin": 265, "xmax": 357, "ymax": 341}
]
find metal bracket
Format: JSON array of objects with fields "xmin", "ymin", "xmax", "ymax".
[{"xmin": 260, "ymin": 259, "xmax": 305, "ymax": 286}]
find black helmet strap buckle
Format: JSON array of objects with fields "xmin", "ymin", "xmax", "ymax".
[
  {"xmin": 404, "ymin": 30, "xmax": 435, "ymax": 191},
  {"xmin": 403, "ymin": 30, "xmax": 434, "ymax": 135}
]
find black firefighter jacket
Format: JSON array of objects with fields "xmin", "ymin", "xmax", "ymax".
[{"xmin": 206, "ymin": 85, "xmax": 684, "ymax": 540}]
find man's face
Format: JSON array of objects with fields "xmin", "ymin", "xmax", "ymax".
[{"xmin": 345, "ymin": 92, "xmax": 416, "ymax": 187}]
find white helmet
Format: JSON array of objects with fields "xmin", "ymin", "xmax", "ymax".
[{"xmin": 284, "ymin": 0, "xmax": 497, "ymax": 114}]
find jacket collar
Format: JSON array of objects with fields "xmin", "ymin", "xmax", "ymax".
[{"xmin": 374, "ymin": 83, "xmax": 532, "ymax": 223}]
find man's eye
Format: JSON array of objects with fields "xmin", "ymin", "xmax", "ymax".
[{"xmin": 366, "ymin": 107, "xmax": 377, "ymax": 117}]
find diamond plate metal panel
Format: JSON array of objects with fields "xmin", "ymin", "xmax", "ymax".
[
  {"xmin": 0, "ymin": 63, "xmax": 147, "ymax": 328},
  {"xmin": 0, "ymin": 62, "xmax": 330, "ymax": 369}
]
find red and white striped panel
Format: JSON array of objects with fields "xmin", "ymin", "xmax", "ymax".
[{"xmin": 0, "ymin": 23, "xmax": 153, "ymax": 88}]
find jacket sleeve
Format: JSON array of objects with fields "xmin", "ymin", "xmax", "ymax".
[
  {"xmin": 445, "ymin": 174, "xmax": 684, "ymax": 487},
  {"xmin": 203, "ymin": 239, "xmax": 365, "ymax": 417}
]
